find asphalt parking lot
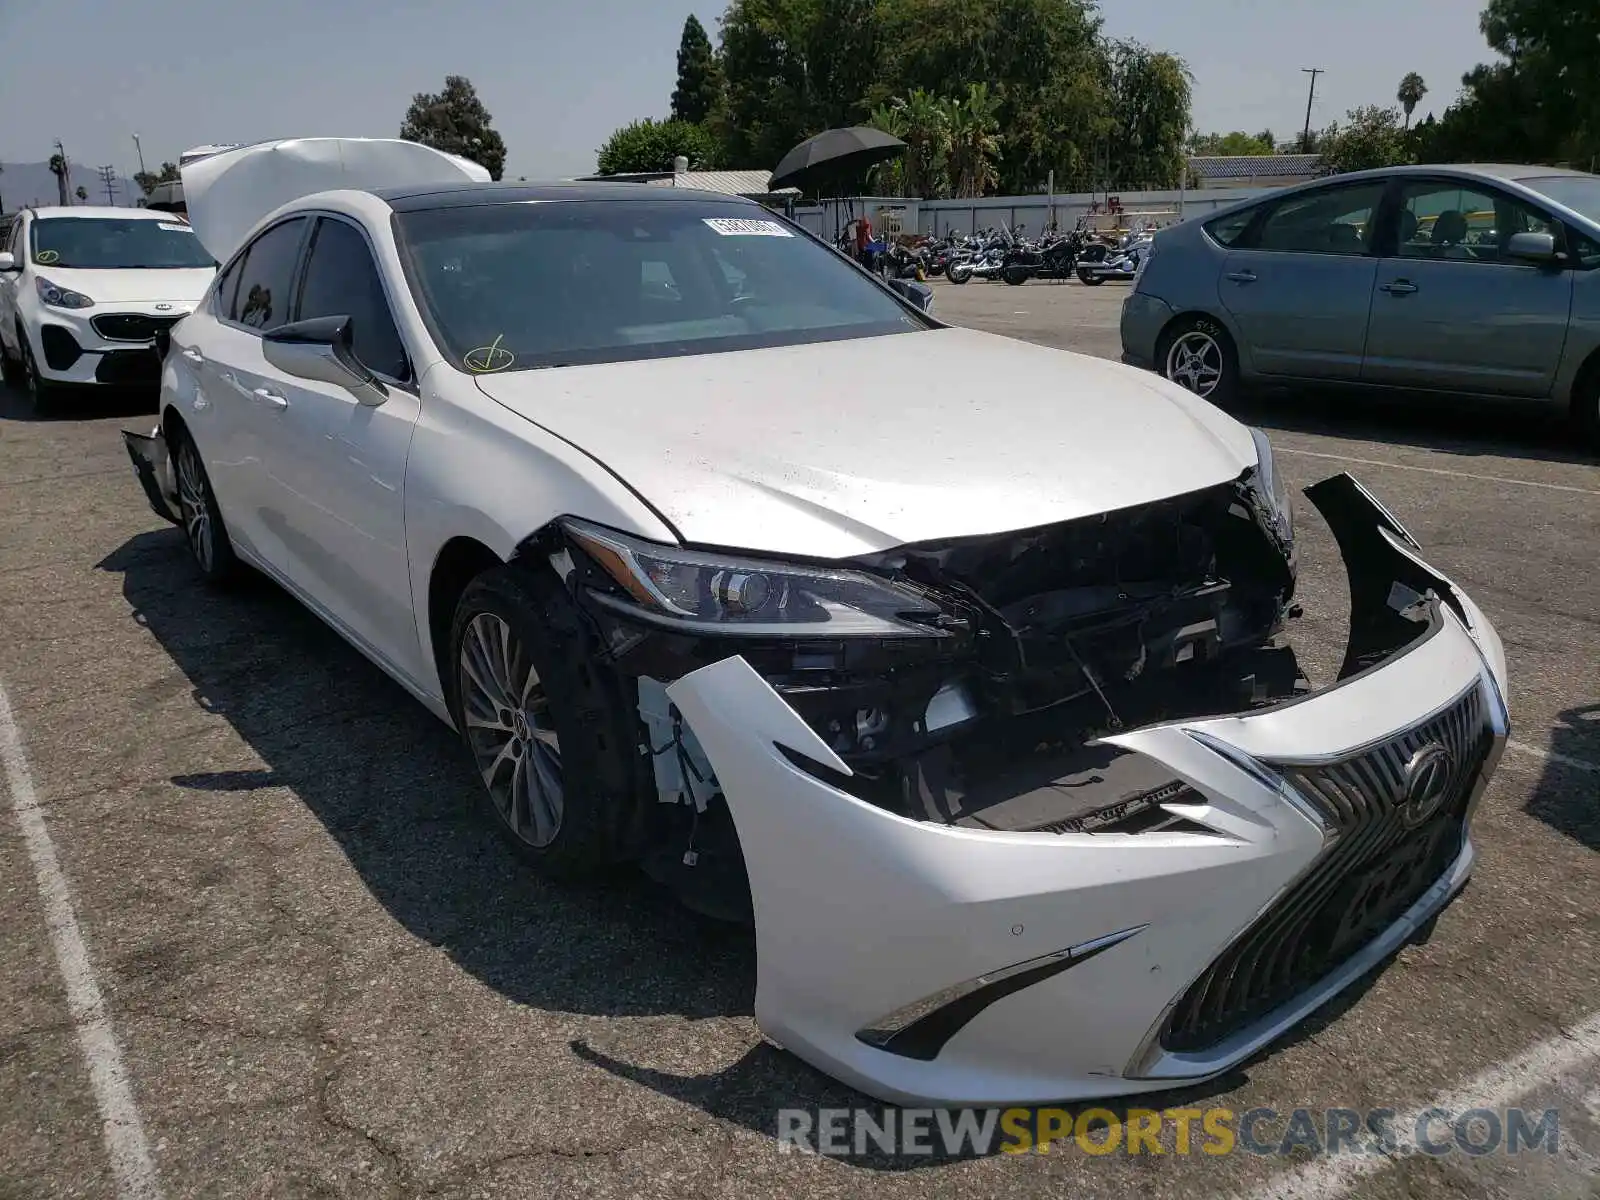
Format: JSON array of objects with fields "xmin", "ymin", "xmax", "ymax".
[{"xmin": 2, "ymin": 280, "xmax": 1597, "ymax": 1199}]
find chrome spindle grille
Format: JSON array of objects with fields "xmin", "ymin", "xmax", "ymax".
[{"xmin": 1162, "ymin": 685, "xmax": 1491, "ymax": 1053}]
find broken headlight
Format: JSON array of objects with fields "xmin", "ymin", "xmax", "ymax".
[
  {"xmin": 1246, "ymin": 427, "xmax": 1294, "ymax": 550},
  {"xmin": 563, "ymin": 519, "xmax": 951, "ymax": 638}
]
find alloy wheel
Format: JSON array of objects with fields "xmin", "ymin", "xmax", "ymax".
[
  {"xmin": 458, "ymin": 612, "xmax": 565, "ymax": 848},
  {"xmin": 174, "ymin": 439, "xmax": 215, "ymax": 573},
  {"xmin": 1165, "ymin": 329, "xmax": 1225, "ymax": 398}
]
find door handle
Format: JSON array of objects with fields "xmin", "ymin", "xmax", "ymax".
[
  {"xmin": 1380, "ymin": 280, "xmax": 1419, "ymax": 295},
  {"xmin": 1226, "ymin": 270, "xmax": 1257, "ymax": 283},
  {"xmin": 252, "ymin": 387, "xmax": 289, "ymax": 411},
  {"xmin": 181, "ymin": 347, "xmax": 204, "ymax": 364}
]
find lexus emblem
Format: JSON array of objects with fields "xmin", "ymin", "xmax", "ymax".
[
  {"xmin": 154, "ymin": 303, "xmax": 173, "ymax": 311},
  {"xmin": 1400, "ymin": 744, "xmax": 1454, "ymax": 827}
]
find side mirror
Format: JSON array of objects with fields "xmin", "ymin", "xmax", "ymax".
[
  {"xmin": 0, "ymin": 252, "xmax": 17, "ymax": 272},
  {"xmin": 886, "ymin": 277, "xmax": 935, "ymax": 313},
  {"xmin": 1506, "ymin": 231, "xmax": 1560, "ymax": 265},
  {"xmin": 262, "ymin": 315, "xmax": 387, "ymax": 405}
]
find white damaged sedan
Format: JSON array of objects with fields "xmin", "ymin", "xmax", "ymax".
[{"xmin": 126, "ymin": 139, "xmax": 1510, "ymax": 1107}]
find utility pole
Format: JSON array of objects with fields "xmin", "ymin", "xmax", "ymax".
[
  {"xmin": 1301, "ymin": 68, "xmax": 1325, "ymax": 151},
  {"xmin": 132, "ymin": 133, "xmax": 147, "ymax": 177},
  {"xmin": 97, "ymin": 165, "xmax": 119, "ymax": 206}
]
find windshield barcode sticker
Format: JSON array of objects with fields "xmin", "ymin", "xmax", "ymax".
[{"xmin": 703, "ymin": 218, "xmax": 793, "ymax": 237}]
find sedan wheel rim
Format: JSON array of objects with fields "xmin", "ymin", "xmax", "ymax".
[
  {"xmin": 459, "ymin": 612, "xmax": 564, "ymax": 848},
  {"xmin": 174, "ymin": 442, "xmax": 214, "ymax": 572},
  {"xmin": 1166, "ymin": 330, "xmax": 1224, "ymax": 398}
]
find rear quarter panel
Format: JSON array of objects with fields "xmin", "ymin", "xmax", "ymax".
[{"xmin": 1134, "ymin": 223, "xmax": 1233, "ymax": 352}]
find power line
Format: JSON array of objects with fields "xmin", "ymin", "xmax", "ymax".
[
  {"xmin": 96, "ymin": 165, "xmax": 119, "ymax": 206},
  {"xmin": 1301, "ymin": 68, "xmax": 1325, "ymax": 149}
]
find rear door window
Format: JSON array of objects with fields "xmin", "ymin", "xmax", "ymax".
[
  {"xmin": 229, "ymin": 218, "xmax": 308, "ymax": 332},
  {"xmin": 1252, "ymin": 182, "xmax": 1387, "ymax": 255}
]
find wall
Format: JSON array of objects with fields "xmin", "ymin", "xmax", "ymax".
[{"xmin": 793, "ymin": 185, "xmax": 1278, "ymax": 240}]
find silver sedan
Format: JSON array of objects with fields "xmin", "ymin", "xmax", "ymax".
[{"xmin": 1120, "ymin": 164, "xmax": 1600, "ymax": 444}]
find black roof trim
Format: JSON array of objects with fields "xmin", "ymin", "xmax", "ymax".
[{"xmin": 375, "ymin": 180, "xmax": 766, "ymax": 212}]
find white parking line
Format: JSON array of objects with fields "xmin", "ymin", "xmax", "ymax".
[
  {"xmin": 1241, "ymin": 1010, "xmax": 1600, "ymax": 1199},
  {"xmin": 0, "ymin": 679, "xmax": 162, "ymax": 1200},
  {"xmin": 1277, "ymin": 447, "xmax": 1600, "ymax": 497},
  {"xmin": 1505, "ymin": 739, "xmax": 1600, "ymax": 774}
]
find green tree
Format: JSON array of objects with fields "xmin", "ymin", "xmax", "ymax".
[
  {"xmin": 134, "ymin": 161, "xmax": 180, "ymax": 197},
  {"xmin": 74, "ymin": 185, "xmax": 87, "ymax": 202},
  {"xmin": 1102, "ymin": 41, "xmax": 1192, "ymax": 188},
  {"xmin": 596, "ymin": 118, "xmax": 721, "ymax": 174},
  {"xmin": 945, "ymin": 83, "xmax": 1002, "ymax": 197},
  {"xmin": 1319, "ymin": 105, "xmax": 1411, "ymax": 174},
  {"xmin": 399, "ymin": 75, "xmax": 508, "ymax": 180},
  {"xmin": 1397, "ymin": 72, "xmax": 1428, "ymax": 129},
  {"xmin": 1188, "ymin": 130, "xmax": 1277, "ymax": 156},
  {"xmin": 670, "ymin": 15, "xmax": 723, "ymax": 125}
]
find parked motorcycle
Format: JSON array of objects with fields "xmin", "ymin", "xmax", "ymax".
[{"xmin": 1077, "ymin": 229, "xmax": 1154, "ymax": 286}]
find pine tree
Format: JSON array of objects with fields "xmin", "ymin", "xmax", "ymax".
[{"xmin": 670, "ymin": 15, "xmax": 722, "ymax": 126}]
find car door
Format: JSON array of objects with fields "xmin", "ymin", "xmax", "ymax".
[
  {"xmin": 1361, "ymin": 178, "xmax": 1574, "ymax": 397},
  {"xmin": 1217, "ymin": 179, "xmax": 1388, "ymax": 380},
  {"xmin": 183, "ymin": 216, "xmax": 312, "ymax": 564},
  {"xmin": 249, "ymin": 213, "xmax": 426, "ymax": 680}
]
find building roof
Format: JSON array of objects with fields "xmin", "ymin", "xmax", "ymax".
[
  {"xmin": 1188, "ymin": 154, "xmax": 1323, "ymax": 180},
  {"xmin": 574, "ymin": 168, "xmax": 799, "ymax": 196}
]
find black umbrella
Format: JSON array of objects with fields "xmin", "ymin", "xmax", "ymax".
[{"xmin": 770, "ymin": 126, "xmax": 906, "ymax": 194}]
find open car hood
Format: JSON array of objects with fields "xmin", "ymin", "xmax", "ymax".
[
  {"xmin": 181, "ymin": 137, "xmax": 490, "ymax": 265},
  {"xmin": 473, "ymin": 327, "xmax": 1258, "ymax": 558}
]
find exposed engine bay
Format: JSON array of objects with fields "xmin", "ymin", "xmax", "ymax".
[{"xmin": 550, "ymin": 471, "xmax": 1433, "ymax": 918}]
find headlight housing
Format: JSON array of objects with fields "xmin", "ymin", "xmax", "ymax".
[
  {"xmin": 1247, "ymin": 426, "xmax": 1294, "ymax": 549},
  {"xmin": 562, "ymin": 519, "xmax": 951, "ymax": 638},
  {"xmin": 35, "ymin": 277, "xmax": 94, "ymax": 309}
]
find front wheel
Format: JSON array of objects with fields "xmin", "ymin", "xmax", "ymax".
[
  {"xmin": 1157, "ymin": 315, "xmax": 1239, "ymax": 406},
  {"xmin": 947, "ymin": 263, "xmax": 973, "ymax": 285},
  {"xmin": 1002, "ymin": 265, "xmax": 1032, "ymax": 286},
  {"xmin": 18, "ymin": 334, "xmax": 58, "ymax": 415},
  {"xmin": 1077, "ymin": 268, "xmax": 1105, "ymax": 286},
  {"xmin": 1572, "ymin": 363, "xmax": 1600, "ymax": 452},
  {"xmin": 448, "ymin": 566, "xmax": 642, "ymax": 878},
  {"xmin": 172, "ymin": 427, "xmax": 242, "ymax": 584}
]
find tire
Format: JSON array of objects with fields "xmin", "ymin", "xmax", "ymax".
[
  {"xmin": 447, "ymin": 565, "xmax": 642, "ymax": 879},
  {"xmin": 947, "ymin": 263, "xmax": 973, "ymax": 285},
  {"xmin": 1157, "ymin": 314, "xmax": 1240, "ymax": 407},
  {"xmin": 0, "ymin": 327, "xmax": 22, "ymax": 389},
  {"xmin": 1572, "ymin": 360, "xmax": 1600, "ymax": 452},
  {"xmin": 170, "ymin": 424, "xmax": 242, "ymax": 584},
  {"xmin": 18, "ymin": 332, "xmax": 57, "ymax": 416},
  {"xmin": 1002, "ymin": 265, "xmax": 1032, "ymax": 286},
  {"xmin": 1077, "ymin": 268, "xmax": 1105, "ymax": 286}
]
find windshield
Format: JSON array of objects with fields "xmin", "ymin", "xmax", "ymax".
[
  {"xmin": 394, "ymin": 200, "xmax": 927, "ymax": 372},
  {"xmin": 30, "ymin": 217, "xmax": 217, "ymax": 269},
  {"xmin": 1520, "ymin": 176, "xmax": 1600, "ymax": 225}
]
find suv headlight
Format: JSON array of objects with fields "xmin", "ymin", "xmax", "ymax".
[
  {"xmin": 1247, "ymin": 427, "xmax": 1294, "ymax": 548},
  {"xmin": 563, "ymin": 519, "xmax": 951, "ymax": 638},
  {"xmin": 35, "ymin": 277, "xmax": 94, "ymax": 309}
]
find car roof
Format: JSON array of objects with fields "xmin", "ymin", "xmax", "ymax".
[
  {"xmin": 374, "ymin": 180, "xmax": 764, "ymax": 212},
  {"xmin": 27, "ymin": 205, "xmax": 179, "ymax": 220}
]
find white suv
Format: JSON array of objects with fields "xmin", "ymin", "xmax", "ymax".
[{"xmin": 0, "ymin": 206, "xmax": 216, "ymax": 412}]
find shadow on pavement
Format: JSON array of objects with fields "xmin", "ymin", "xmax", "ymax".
[
  {"xmin": 1525, "ymin": 702, "xmax": 1600, "ymax": 851},
  {"xmin": 1233, "ymin": 386, "xmax": 1597, "ymax": 470},
  {"xmin": 0, "ymin": 379, "xmax": 156, "ymax": 423}
]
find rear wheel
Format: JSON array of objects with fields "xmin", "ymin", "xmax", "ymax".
[
  {"xmin": 1157, "ymin": 314, "xmax": 1239, "ymax": 406},
  {"xmin": 1002, "ymin": 265, "xmax": 1032, "ymax": 286},
  {"xmin": 448, "ymin": 566, "xmax": 642, "ymax": 879},
  {"xmin": 1077, "ymin": 267, "xmax": 1105, "ymax": 286},
  {"xmin": 947, "ymin": 263, "xmax": 973, "ymax": 284}
]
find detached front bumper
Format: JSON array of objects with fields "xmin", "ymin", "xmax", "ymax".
[
  {"xmin": 123, "ymin": 425, "xmax": 181, "ymax": 525},
  {"xmin": 665, "ymin": 475, "xmax": 1509, "ymax": 1106}
]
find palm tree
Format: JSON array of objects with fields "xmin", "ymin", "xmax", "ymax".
[
  {"xmin": 1397, "ymin": 73, "xmax": 1428, "ymax": 130},
  {"xmin": 48, "ymin": 153, "xmax": 68, "ymax": 206},
  {"xmin": 945, "ymin": 83, "xmax": 1002, "ymax": 199},
  {"xmin": 867, "ymin": 103, "xmax": 908, "ymax": 196},
  {"xmin": 895, "ymin": 89, "xmax": 951, "ymax": 200}
]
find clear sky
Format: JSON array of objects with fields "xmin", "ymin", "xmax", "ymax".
[{"xmin": 0, "ymin": 0, "xmax": 1494, "ymax": 184}]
